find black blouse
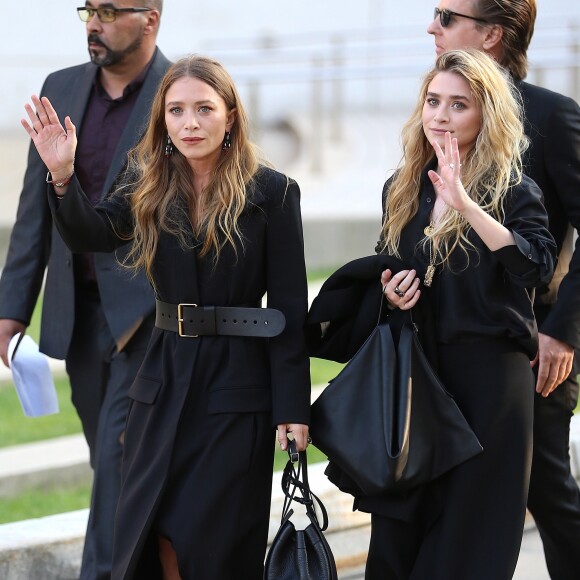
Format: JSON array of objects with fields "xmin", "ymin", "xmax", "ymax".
[{"xmin": 380, "ymin": 163, "xmax": 556, "ymax": 358}]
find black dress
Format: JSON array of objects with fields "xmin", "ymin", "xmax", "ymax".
[{"xmin": 49, "ymin": 166, "xmax": 311, "ymax": 580}]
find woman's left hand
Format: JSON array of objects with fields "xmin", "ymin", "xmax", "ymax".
[
  {"xmin": 277, "ymin": 423, "xmax": 310, "ymax": 452},
  {"xmin": 427, "ymin": 131, "xmax": 473, "ymax": 213},
  {"xmin": 381, "ymin": 268, "xmax": 421, "ymax": 310}
]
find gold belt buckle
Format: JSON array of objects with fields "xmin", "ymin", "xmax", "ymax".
[{"xmin": 177, "ymin": 303, "xmax": 198, "ymax": 337}]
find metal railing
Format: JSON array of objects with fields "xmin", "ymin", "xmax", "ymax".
[
  {"xmin": 2, "ymin": 18, "xmax": 578, "ymax": 166},
  {"xmin": 194, "ymin": 18, "xmax": 580, "ymax": 172}
]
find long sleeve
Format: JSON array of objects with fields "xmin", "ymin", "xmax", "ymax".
[
  {"xmin": 493, "ymin": 175, "xmax": 556, "ymax": 288},
  {"xmin": 48, "ymin": 175, "xmax": 133, "ymax": 254},
  {"xmin": 0, "ymin": 139, "xmax": 52, "ymax": 325},
  {"xmin": 265, "ymin": 175, "xmax": 311, "ymax": 426},
  {"xmin": 535, "ymin": 94, "xmax": 580, "ymax": 349}
]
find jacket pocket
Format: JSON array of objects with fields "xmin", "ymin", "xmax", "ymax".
[{"xmin": 128, "ymin": 375, "xmax": 162, "ymax": 405}]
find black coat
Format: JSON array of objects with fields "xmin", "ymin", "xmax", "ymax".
[
  {"xmin": 519, "ymin": 81, "xmax": 580, "ymax": 349},
  {"xmin": 48, "ymin": 166, "xmax": 311, "ymax": 578}
]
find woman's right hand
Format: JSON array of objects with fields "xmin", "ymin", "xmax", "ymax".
[
  {"xmin": 21, "ymin": 95, "xmax": 76, "ymax": 179},
  {"xmin": 380, "ymin": 268, "xmax": 421, "ymax": 310},
  {"xmin": 0, "ymin": 319, "xmax": 26, "ymax": 368}
]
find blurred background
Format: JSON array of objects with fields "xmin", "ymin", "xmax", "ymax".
[{"xmin": 2, "ymin": 0, "xmax": 579, "ymax": 269}]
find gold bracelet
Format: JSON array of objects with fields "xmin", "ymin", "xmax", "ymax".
[{"xmin": 46, "ymin": 170, "xmax": 74, "ymax": 188}]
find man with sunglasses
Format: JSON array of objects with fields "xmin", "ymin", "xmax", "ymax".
[
  {"xmin": 0, "ymin": 2, "xmax": 170, "ymax": 578},
  {"xmin": 427, "ymin": 2, "xmax": 580, "ymax": 578}
]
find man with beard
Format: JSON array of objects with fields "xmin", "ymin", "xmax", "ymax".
[
  {"xmin": 426, "ymin": 2, "xmax": 580, "ymax": 577},
  {"xmin": 0, "ymin": 2, "xmax": 170, "ymax": 578}
]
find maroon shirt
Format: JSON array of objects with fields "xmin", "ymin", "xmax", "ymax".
[{"xmin": 74, "ymin": 63, "xmax": 150, "ymax": 287}]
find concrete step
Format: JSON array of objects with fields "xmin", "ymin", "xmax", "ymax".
[
  {"xmin": 0, "ymin": 434, "xmax": 90, "ymax": 498},
  {"xmin": 0, "ymin": 510, "xmax": 85, "ymax": 580}
]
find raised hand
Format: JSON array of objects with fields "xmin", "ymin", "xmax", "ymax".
[
  {"xmin": 21, "ymin": 95, "xmax": 76, "ymax": 179},
  {"xmin": 427, "ymin": 131, "xmax": 515, "ymax": 253},
  {"xmin": 427, "ymin": 131, "xmax": 471, "ymax": 213}
]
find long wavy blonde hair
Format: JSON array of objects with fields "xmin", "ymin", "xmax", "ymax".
[
  {"xmin": 379, "ymin": 49, "xmax": 528, "ymax": 269},
  {"xmin": 118, "ymin": 55, "xmax": 261, "ymax": 283}
]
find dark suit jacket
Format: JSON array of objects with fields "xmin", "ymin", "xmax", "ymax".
[
  {"xmin": 519, "ymin": 81, "xmax": 580, "ymax": 350},
  {"xmin": 0, "ymin": 48, "xmax": 172, "ymax": 359}
]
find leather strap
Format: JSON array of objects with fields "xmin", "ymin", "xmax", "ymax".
[
  {"xmin": 155, "ymin": 300, "xmax": 286, "ymax": 338},
  {"xmin": 281, "ymin": 440, "xmax": 330, "ymax": 531}
]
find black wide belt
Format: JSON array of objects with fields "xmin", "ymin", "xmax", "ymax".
[{"xmin": 155, "ymin": 300, "xmax": 286, "ymax": 338}]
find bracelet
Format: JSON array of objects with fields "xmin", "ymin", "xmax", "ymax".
[{"xmin": 46, "ymin": 170, "xmax": 74, "ymax": 188}]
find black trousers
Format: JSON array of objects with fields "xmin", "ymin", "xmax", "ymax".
[
  {"xmin": 66, "ymin": 290, "xmax": 153, "ymax": 580},
  {"xmin": 365, "ymin": 339, "xmax": 534, "ymax": 580},
  {"xmin": 527, "ymin": 356, "xmax": 580, "ymax": 580}
]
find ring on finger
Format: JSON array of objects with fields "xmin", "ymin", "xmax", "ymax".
[{"xmin": 394, "ymin": 286, "xmax": 405, "ymax": 298}]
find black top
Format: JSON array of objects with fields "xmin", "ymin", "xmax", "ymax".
[
  {"xmin": 380, "ymin": 162, "xmax": 556, "ymax": 357},
  {"xmin": 48, "ymin": 165, "xmax": 311, "ymax": 426}
]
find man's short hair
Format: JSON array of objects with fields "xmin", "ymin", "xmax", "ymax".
[{"xmin": 476, "ymin": 0, "xmax": 536, "ymax": 81}]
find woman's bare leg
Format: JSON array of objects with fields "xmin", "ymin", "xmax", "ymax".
[{"xmin": 158, "ymin": 536, "xmax": 182, "ymax": 580}]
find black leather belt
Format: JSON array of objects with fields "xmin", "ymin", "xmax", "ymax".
[{"xmin": 155, "ymin": 300, "xmax": 286, "ymax": 338}]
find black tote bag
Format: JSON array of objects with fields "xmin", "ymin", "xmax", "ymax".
[
  {"xmin": 264, "ymin": 441, "xmax": 338, "ymax": 580},
  {"xmin": 310, "ymin": 310, "xmax": 483, "ymax": 496}
]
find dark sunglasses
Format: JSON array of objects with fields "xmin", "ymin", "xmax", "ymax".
[
  {"xmin": 434, "ymin": 7, "xmax": 488, "ymax": 27},
  {"xmin": 77, "ymin": 6, "xmax": 153, "ymax": 23}
]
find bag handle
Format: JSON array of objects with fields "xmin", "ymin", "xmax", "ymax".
[
  {"xmin": 280, "ymin": 440, "xmax": 330, "ymax": 531},
  {"xmin": 377, "ymin": 286, "xmax": 418, "ymax": 331}
]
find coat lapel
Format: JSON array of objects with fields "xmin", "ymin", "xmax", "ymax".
[{"xmin": 68, "ymin": 64, "xmax": 96, "ymax": 129}]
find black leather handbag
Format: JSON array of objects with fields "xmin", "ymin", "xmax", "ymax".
[
  {"xmin": 264, "ymin": 441, "xmax": 338, "ymax": 580},
  {"xmin": 310, "ymin": 309, "xmax": 483, "ymax": 497}
]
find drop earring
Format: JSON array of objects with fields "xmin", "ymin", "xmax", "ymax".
[
  {"xmin": 222, "ymin": 131, "xmax": 232, "ymax": 151},
  {"xmin": 165, "ymin": 135, "xmax": 174, "ymax": 158}
]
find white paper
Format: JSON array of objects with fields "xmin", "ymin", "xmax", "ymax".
[{"xmin": 8, "ymin": 333, "xmax": 59, "ymax": 417}]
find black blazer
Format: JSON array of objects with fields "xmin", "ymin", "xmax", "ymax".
[
  {"xmin": 48, "ymin": 166, "xmax": 311, "ymax": 425},
  {"xmin": 0, "ymin": 48, "xmax": 172, "ymax": 358},
  {"xmin": 519, "ymin": 81, "xmax": 580, "ymax": 350},
  {"xmin": 48, "ymin": 166, "xmax": 311, "ymax": 578}
]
